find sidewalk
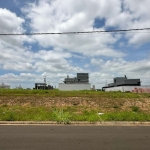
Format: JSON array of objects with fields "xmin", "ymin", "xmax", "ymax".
[{"xmin": 0, "ymin": 121, "xmax": 150, "ymax": 126}]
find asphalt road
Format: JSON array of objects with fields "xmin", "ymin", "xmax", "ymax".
[{"xmin": 0, "ymin": 125, "xmax": 150, "ymax": 150}]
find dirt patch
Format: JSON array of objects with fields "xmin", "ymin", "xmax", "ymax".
[{"xmin": 0, "ymin": 95, "xmax": 150, "ymax": 113}]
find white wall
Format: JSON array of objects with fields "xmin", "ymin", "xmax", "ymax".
[
  {"xmin": 59, "ymin": 83, "xmax": 91, "ymax": 91},
  {"xmin": 104, "ymin": 86, "xmax": 150, "ymax": 92}
]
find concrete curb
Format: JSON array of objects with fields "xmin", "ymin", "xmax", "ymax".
[{"xmin": 0, "ymin": 121, "xmax": 150, "ymax": 126}]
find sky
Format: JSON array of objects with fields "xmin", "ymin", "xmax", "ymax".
[{"xmin": 0, "ymin": 0, "xmax": 150, "ymax": 89}]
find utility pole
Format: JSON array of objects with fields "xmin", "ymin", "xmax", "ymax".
[{"xmin": 44, "ymin": 76, "xmax": 46, "ymax": 90}]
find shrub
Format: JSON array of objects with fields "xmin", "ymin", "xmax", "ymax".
[
  {"xmin": 131, "ymin": 106, "xmax": 139, "ymax": 112},
  {"xmin": 53, "ymin": 109, "xmax": 71, "ymax": 124}
]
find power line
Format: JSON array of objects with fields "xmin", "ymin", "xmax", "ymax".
[{"xmin": 0, "ymin": 28, "xmax": 150, "ymax": 35}]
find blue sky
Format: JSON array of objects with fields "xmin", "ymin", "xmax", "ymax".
[{"xmin": 0, "ymin": 0, "xmax": 150, "ymax": 89}]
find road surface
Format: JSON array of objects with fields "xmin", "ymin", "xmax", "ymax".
[{"xmin": 0, "ymin": 125, "xmax": 150, "ymax": 150}]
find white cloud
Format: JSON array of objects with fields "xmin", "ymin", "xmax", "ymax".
[
  {"xmin": 0, "ymin": 43, "xmax": 35, "ymax": 71},
  {"xmin": 34, "ymin": 61, "xmax": 84, "ymax": 73},
  {"xmin": 0, "ymin": 8, "xmax": 24, "ymax": 33},
  {"xmin": 34, "ymin": 50, "xmax": 71, "ymax": 62},
  {"xmin": 0, "ymin": 8, "xmax": 36, "ymax": 72},
  {"xmin": 0, "ymin": 73, "xmax": 38, "ymax": 88},
  {"xmin": 3, "ymin": 62, "xmax": 34, "ymax": 71},
  {"xmin": 22, "ymin": 0, "xmax": 150, "ymax": 57},
  {"xmin": 105, "ymin": 0, "xmax": 150, "ymax": 45},
  {"xmin": 22, "ymin": 0, "xmax": 125, "ymax": 58},
  {"xmin": 0, "ymin": 8, "xmax": 34, "ymax": 48},
  {"xmin": 0, "ymin": 45, "xmax": 81, "ymax": 73}
]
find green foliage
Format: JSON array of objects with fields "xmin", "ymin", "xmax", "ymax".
[
  {"xmin": 70, "ymin": 110, "xmax": 102, "ymax": 122},
  {"xmin": 5, "ymin": 112, "xmax": 15, "ymax": 121},
  {"xmin": 0, "ymin": 106, "xmax": 54, "ymax": 121},
  {"xmin": 100, "ymin": 112, "xmax": 150, "ymax": 121},
  {"xmin": 53, "ymin": 109, "xmax": 71, "ymax": 124},
  {"xmin": 0, "ymin": 89, "xmax": 150, "ymax": 122},
  {"xmin": 131, "ymin": 106, "xmax": 139, "ymax": 112},
  {"xmin": 113, "ymin": 105, "xmax": 119, "ymax": 109},
  {"xmin": 1, "ymin": 89, "xmax": 149, "ymax": 98},
  {"xmin": 0, "ymin": 106, "xmax": 150, "ymax": 122}
]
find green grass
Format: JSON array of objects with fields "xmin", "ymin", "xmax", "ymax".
[
  {"xmin": 0, "ymin": 89, "xmax": 150, "ymax": 122},
  {"xmin": 101, "ymin": 112, "xmax": 150, "ymax": 121},
  {"xmin": 1, "ymin": 106, "xmax": 150, "ymax": 122},
  {"xmin": 1, "ymin": 89, "xmax": 149, "ymax": 98},
  {"xmin": 0, "ymin": 106, "xmax": 55, "ymax": 121},
  {"xmin": 53, "ymin": 109, "xmax": 71, "ymax": 124},
  {"xmin": 131, "ymin": 106, "xmax": 140, "ymax": 112},
  {"xmin": 71, "ymin": 110, "xmax": 101, "ymax": 122}
]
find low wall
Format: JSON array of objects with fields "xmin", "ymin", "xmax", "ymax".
[
  {"xmin": 104, "ymin": 86, "xmax": 150, "ymax": 93},
  {"xmin": 58, "ymin": 83, "xmax": 91, "ymax": 91}
]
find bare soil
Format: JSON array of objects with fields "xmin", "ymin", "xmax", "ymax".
[{"xmin": 0, "ymin": 95, "xmax": 150, "ymax": 113}]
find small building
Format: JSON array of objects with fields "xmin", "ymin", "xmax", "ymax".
[
  {"xmin": 64, "ymin": 73, "xmax": 89, "ymax": 84},
  {"xmin": 0, "ymin": 83, "xmax": 10, "ymax": 89},
  {"xmin": 34, "ymin": 83, "xmax": 53, "ymax": 90},
  {"xmin": 102, "ymin": 75, "xmax": 141, "ymax": 92},
  {"xmin": 59, "ymin": 73, "xmax": 91, "ymax": 91}
]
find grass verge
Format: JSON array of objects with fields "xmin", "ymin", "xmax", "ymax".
[
  {"xmin": 1, "ymin": 106, "xmax": 150, "ymax": 122},
  {"xmin": 0, "ymin": 89, "xmax": 150, "ymax": 122},
  {"xmin": 1, "ymin": 89, "xmax": 150, "ymax": 98}
]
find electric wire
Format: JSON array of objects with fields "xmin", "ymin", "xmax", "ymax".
[{"xmin": 0, "ymin": 28, "xmax": 150, "ymax": 35}]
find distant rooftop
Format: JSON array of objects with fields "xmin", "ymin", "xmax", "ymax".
[
  {"xmin": 102, "ymin": 75, "xmax": 141, "ymax": 89},
  {"xmin": 64, "ymin": 73, "xmax": 89, "ymax": 84}
]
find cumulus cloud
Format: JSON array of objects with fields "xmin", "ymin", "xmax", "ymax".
[
  {"xmin": 0, "ymin": 8, "xmax": 24, "ymax": 33},
  {"xmin": 0, "ymin": 8, "xmax": 34, "ymax": 48},
  {"xmin": 0, "ymin": 73, "xmax": 38, "ymax": 88},
  {"xmin": 0, "ymin": 43, "xmax": 35, "ymax": 71},
  {"xmin": 22, "ymin": 0, "xmax": 125, "ymax": 58},
  {"xmin": 0, "ymin": 46, "xmax": 80, "ymax": 73},
  {"xmin": 34, "ymin": 50, "xmax": 71, "ymax": 62},
  {"xmin": 3, "ymin": 62, "xmax": 34, "ymax": 71},
  {"xmin": 0, "ymin": 8, "xmax": 35, "ymax": 72},
  {"xmin": 105, "ymin": 0, "xmax": 150, "ymax": 45},
  {"xmin": 34, "ymin": 61, "xmax": 84, "ymax": 73}
]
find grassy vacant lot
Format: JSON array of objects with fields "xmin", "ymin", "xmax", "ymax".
[{"xmin": 0, "ymin": 89, "xmax": 150, "ymax": 123}]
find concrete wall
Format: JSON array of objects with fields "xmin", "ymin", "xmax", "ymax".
[
  {"xmin": 58, "ymin": 83, "xmax": 91, "ymax": 91},
  {"xmin": 104, "ymin": 86, "xmax": 150, "ymax": 92}
]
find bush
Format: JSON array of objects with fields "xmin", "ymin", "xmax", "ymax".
[
  {"xmin": 53, "ymin": 109, "xmax": 71, "ymax": 124},
  {"xmin": 131, "ymin": 106, "xmax": 139, "ymax": 112}
]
